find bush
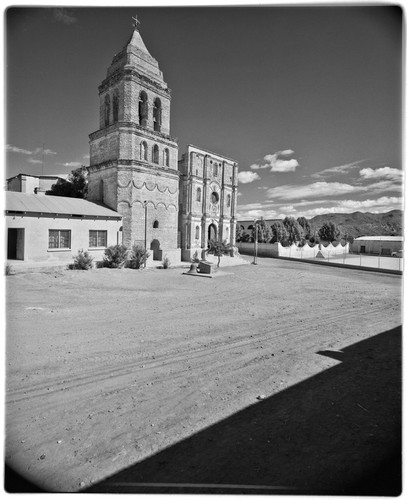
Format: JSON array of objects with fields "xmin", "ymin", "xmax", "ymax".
[
  {"xmin": 69, "ymin": 249, "xmax": 94, "ymax": 270},
  {"xmin": 102, "ymin": 244, "xmax": 128, "ymax": 268},
  {"xmin": 126, "ymin": 244, "xmax": 150, "ymax": 269},
  {"xmin": 162, "ymin": 255, "xmax": 171, "ymax": 269},
  {"xmin": 5, "ymin": 264, "xmax": 14, "ymax": 276}
]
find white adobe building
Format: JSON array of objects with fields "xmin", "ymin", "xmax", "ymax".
[{"xmin": 351, "ymin": 236, "xmax": 403, "ymax": 256}]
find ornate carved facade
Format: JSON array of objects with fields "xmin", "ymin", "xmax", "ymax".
[{"xmin": 87, "ymin": 25, "xmax": 238, "ymax": 263}]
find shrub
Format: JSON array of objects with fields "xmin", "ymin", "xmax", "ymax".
[
  {"xmin": 102, "ymin": 244, "xmax": 128, "ymax": 268},
  {"xmin": 162, "ymin": 255, "xmax": 171, "ymax": 269},
  {"xmin": 68, "ymin": 249, "xmax": 94, "ymax": 270},
  {"xmin": 126, "ymin": 244, "xmax": 150, "ymax": 269},
  {"xmin": 5, "ymin": 264, "xmax": 14, "ymax": 276}
]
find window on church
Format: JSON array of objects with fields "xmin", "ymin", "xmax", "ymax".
[
  {"xmin": 197, "ymin": 187, "xmax": 201, "ymax": 202},
  {"xmin": 89, "ymin": 230, "xmax": 107, "ymax": 248},
  {"xmin": 49, "ymin": 230, "xmax": 71, "ymax": 249},
  {"xmin": 211, "ymin": 191, "xmax": 219, "ymax": 204},
  {"xmin": 140, "ymin": 141, "xmax": 148, "ymax": 161},
  {"xmin": 213, "ymin": 163, "xmax": 218, "ymax": 176},
  {"xmin": 164, "ymin": 148, "xmax": 170, "ymax": 167},
  {"xmin": 104, "ymin": 94, "xmax": 110, "ymax": 127},
  {"xmin": 139, "ymin": 91, "xmax": 148, "ymax": 127},
  {"xmin": 153, "ymin": 220, "xmax": 159, "ymax": 229},
  {"xmin": 195, "ymin": 225, "xmax": 200, "ymax": 240},
  {"xmin": 153, "ymin": 98, "xmax": 162, "ymax": 132},
  {"xmin": 227, "ymin": 194, "xmax": 231, "ymax": 207},
  {"xmin": 113, "ymin": 90, "xmax": 119, "ymax": 122},
  {"xmin": 153, "ymin": 144, "xmax": 159, "ymax": 163}
]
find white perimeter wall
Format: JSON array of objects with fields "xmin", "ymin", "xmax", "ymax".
[{"xmin": 238, "ymin": 241, "xmax": 349, "ymax": 258}]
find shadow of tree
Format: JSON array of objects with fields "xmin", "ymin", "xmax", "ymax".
[{"xmin": 84, "ymin": 326, "xmax": 401, "ymax": 495}]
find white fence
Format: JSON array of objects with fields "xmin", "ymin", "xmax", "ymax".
[{"xmin": 238, "ymin": 241, "xmax": 349, "ymax": 259}]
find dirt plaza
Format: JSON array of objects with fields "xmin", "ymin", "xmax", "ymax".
[{"xmin": 5, "ymin": 257, "xmax": 402, "ymax": 493}]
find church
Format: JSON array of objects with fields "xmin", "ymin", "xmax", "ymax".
[{"xmin": 86, "ymin": 21, "xmax": 239, "ymax": 264}]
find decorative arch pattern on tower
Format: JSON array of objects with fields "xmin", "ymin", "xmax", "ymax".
[{"xmin": 118, "ymin": 199, "xmax": 177, "ymax": 211}]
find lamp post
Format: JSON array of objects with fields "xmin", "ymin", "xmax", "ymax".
[
  {"xmin": 144, "ymin": 200, "xmax": 148, "ymax": 268},
  {"xmin": 252, "ymin": 219, "xmax": 258, "ymax": 265}
]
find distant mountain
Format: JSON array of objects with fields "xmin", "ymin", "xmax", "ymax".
[{"xmin": 309, "ymin": 210, "xmax": 403, "ymax": 239}]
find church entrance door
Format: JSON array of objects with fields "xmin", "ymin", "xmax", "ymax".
[
  {"xmin": 150, "ymin": 239, "xmax": 162, "ymax": 261},
  {"xmin": 208, "ymin": 224, "xmax": 217, "ymax": 243}
]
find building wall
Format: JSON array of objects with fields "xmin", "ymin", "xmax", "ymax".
[
  {"xmin": 6, "ymin": 214, "xmax": 122, "ymax": 264},
  {"xmin": 351, "ymin": 239, "xmax": 403, "ymax": 255},
  {"xmin": 178, "ymin": 145, "xmax": 238, "ymax": 260}
]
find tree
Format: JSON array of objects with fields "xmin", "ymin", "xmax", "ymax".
[
  {"xmin": 235, "ymin": 225, "xmax": 244, "ymax": 243},
  {"xmin": 282, "ymin": 217, "xmax": 303, "ymax": 245},
  {"xmin": 270, "ymin": 221, "xmax": 289, "ymax": 244},
  {"xmin": 318, "ymin": 221, "xmax": 341, "ymax": 242},
  {"xmin": 204, "ymin": 240, "xmax": 231, "ymax": 267},
  {"xmin": 46, "ymin": 167, "xmax": 88, "ymax": 198},
  {"xmin": 297, "ymin": 217, "xmax": 311, "ymax": 239},
  {"xmin": 251, "ymin": 218, "xmax": 272, "ymax": 243}
]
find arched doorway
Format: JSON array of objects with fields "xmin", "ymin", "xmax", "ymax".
[
  {"xmin": 150, "ymin": 239, "xmax": 162, "ymax": 261},
  {"xmin": 208, "ymin": 224, "xmax": 217, "ymax": 242}
]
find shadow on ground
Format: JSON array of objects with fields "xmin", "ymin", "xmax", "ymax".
[
  {"xmin": 5, "ymin": 327, "xmax": 401, "ymax": 494},
  {"xmin": 83, "ymin": 326, "xmax": 401, "ymax": 495}
]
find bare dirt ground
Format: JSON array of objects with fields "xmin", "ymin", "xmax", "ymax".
[{"xmin": 5, "ymin": 257, "xmax": 402, "ymax": 494}]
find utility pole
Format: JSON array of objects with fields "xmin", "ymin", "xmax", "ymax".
[
  {"xmin": 252, "ymin": 219, "xmax": 258, "ymax": 265},
  {"xmin": 144, "ymin": 200, "xmax": 148, "ymax": 268}
]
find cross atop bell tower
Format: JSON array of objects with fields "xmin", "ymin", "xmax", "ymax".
[{"xmin": 132, "ymin": 15, "xmax": 141, "ymax": 31}]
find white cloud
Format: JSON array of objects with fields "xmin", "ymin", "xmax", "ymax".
[
  {"xmin": 311, "ymin": 160, "xmax": 365, "ymax": 179},
  {"xmin": 6, "ymin": 144, "xmax": 32, "ymax": 155},
  {"xmin": 57, "ymin": 161, "xmax": 82, "ymax": 168},
  {"xmin": 269, "ymin": 196, "xmax": 403, "ymax": 220},
  {"xmin": 53, "ymin": 8, "xmax": 77, "ymax": 25},
  {"xmin": 238, "ymin": 171, "xmax": 260, "ymax": 184},
  {"xmin": 266, "ymin": 181, "xmax": 357, "ymax": 201},
  {"xmin": 32, "ymin": 147, "xmax": 57, "ymax": 156},
  {"xmin": 27, "ymin": 158, "xmax": 43, "ymax": 164},
  {"xmin": 249, "ymin": 150, "xmax": 299, "ymax": 173},
  {"xmin": 359, "ymin": 167, "xmax": 403, "ymax": 181}
]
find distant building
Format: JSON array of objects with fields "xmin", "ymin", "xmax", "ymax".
[
  {"xmin": 351, "ymin": 236, "xmax": 403, "ymax": 256},
  {"xmin": 5, "ymin": 191, "xmax": 122, "ymax": 264},
  {"xmin": 6, "ymin": 173, "xmax": 69, "ymax": 195}
]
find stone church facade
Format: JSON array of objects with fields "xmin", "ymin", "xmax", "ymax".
[{"xmin": 87, "ymin": 25, "xmax": 238, "ymax": 263}]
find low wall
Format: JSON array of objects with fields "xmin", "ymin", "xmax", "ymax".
[
  {"xmin": 278, "ymin": 242, "xmax": 349, "ymax": 259},
  {"xmin": 238, "ymin": 242, "xmax": 279, "ymax": 257},
  {"xmin": 237, "ymin": 241, "xmax": 349, "ymax": 259}
]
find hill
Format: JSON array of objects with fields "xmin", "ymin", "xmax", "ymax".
[{"xmin": 309, "ymin": 210, "xmax": 403, "ymax": 239}]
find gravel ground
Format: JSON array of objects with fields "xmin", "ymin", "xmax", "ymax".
[{"xmin": 5, "ymin": 257, "xmax": 402, "ymax": 493}]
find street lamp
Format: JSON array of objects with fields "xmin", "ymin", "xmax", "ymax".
[
  {"xmin": 144, "ymin": 200, "xmax": 148, "ymax": 268},
  {"xmin": 252, "ymin": 219, "xmax": 258, "ymax": 265}
]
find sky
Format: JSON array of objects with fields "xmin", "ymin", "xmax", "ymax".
[{"xmin": 5, "ymin": 4, "xmax": 403, "ymax": 221}]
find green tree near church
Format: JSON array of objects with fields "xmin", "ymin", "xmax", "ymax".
[
  {"xmin": 46, "ymin": 167, "xmax": 88, "ymax": 198},
  {"xmin": 204, "ymin": 240, "xmax": 232, "ymax": 268}
]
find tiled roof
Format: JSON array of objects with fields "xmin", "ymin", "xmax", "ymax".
[{"xmin": 5, "ymin": 191, "xmax": 121, "ymax": 219}]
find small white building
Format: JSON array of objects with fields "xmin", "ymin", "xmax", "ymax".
[
  {"xmin": 5, "ymin": 191, "xmax": 122, "ymax": 266},
  {"xmin": 6, "ymin": 173, "xmax": 69, "ymax": 195},
  {"xmin": 351, "ymin": 236, "xmax": 403, "ymax": 256}
]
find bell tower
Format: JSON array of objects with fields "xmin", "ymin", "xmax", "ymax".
[{"xmin": 87, "ymin": 20, "xmax": 180, "ymax": 263}]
